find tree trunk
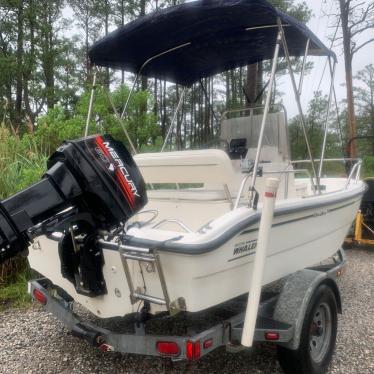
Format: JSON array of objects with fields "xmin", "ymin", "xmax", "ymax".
[
  {"xmin": 104, "ymin": 0, "xmax": 110, "ymax": 88},
  {"xmin": 15, "ymin": 1, "xmax": 24, "ymax": 132},
  {"xmin": 176, "ymin": 86, "xmax": 181, "ymax": 149},
  {"xmin": 120, "ymin": 0, "xmax": 125, "ymax": 84},
  {"xmin": 256, "ymin": 62, "xmax": 263, "ymax": 106},
  {"xmin": 140, "ymin": 0, "xmax": 147, "ymax": 92},
  {"xmin": 339, "ymin": 0, "xmax": 357, "ymax": 158},
  {"xmin": 161, "ymin": 80, "xmax": 167, "ymax": 137},
  {"xmin": 85, "ymin": 16, "xmax": 90, "ymax": 82},
  {"xmin": 43, "ymin": 11, "xmax": 55, "ymax": 110},
  {"xmin": 246, "ymin": 63, "xmax": 257, "ymax": 107}
]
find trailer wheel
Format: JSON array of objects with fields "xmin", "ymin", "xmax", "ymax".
[{"xmin": 277, "ymin": 284, "xmax": 338, "ymax": 374}]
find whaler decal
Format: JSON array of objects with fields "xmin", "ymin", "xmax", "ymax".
[{"xmin": 233, "ymin": 239, "xmax": 257, "ymax": 257}]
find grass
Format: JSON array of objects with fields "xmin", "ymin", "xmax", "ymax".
[
  {"xmin": 0, "ymin": 271, "xmax": 32, "ymax": 311},
  {"xmin": 0, "ymin": 126, "xmax": 48, "ymax": 311}
]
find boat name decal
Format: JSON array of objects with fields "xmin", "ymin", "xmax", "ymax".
[
  {"xmin": 313, "ymin": 210, "xmax": 327, "ymax": 217},
  {"xmin": 233, "ymin": 239, "xmax": 257, "ymax": 257}
]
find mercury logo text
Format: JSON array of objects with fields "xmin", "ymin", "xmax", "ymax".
[{"xmin": 103, "ymin": 141, "xmax": 141, "ymax": 198}]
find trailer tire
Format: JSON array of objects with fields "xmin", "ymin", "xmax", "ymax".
[{"xmin": 277, "ymin": 284, "xmax": 337, "ymax": 374}]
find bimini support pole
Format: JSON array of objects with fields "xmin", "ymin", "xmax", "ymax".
[
  {"xmin": 318, "ymin": 58, "xmax": 336, "ymax": 179},
  {"xmin": 278, "ymin": 21, "xmax": 320, "ymax": 193},
  {"xmin": 161, "ymin": 87, "xmax": 186, "ymax": 152},
  {"xmin": 113, "ymin": 42, "xmax": 191, "ymax": 151},
  {"xmin": 106, "ymin": 91, "xmax": 137, "ymax": 154},
  {"xmin": 120, "ymin": 74, "xmax": 139, "ymax": 120},
  {"xmin": 120, "ymin": 42, "xmax": 191, "ymax": 121},
  {"xmin": 249, "ymin": 29, "xmax": 281, "ymax": 207},
  {"xmin": 298, "ymin": 38, "xmax": 310, "ymax": 95},
  {"xmin": 84, "ymin": 70, "xmax": 97, "ymax": 137},
  {"xmin": 241, "ymin": 178, "xmax": 280, "ymax": 347}
]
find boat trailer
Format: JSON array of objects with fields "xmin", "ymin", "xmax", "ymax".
[{"xmin": 28, "ymin": 249, "xmax": 345, "ymax": 361}]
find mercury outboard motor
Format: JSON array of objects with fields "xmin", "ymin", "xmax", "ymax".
[{"xmin": 0, "ymin": 134, "xmax": 147, "ymax": 296}]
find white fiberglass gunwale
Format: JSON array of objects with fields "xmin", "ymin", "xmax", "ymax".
[{"xmin": 112, "ymin": 181, "xmax": 366, "ymax": 255}]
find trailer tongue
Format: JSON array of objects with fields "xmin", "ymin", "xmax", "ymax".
[{"xmin": 0, "ymin": 134, "xmax": 147, "ymax": 295}]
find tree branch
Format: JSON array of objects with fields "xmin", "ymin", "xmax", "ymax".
[
  {"xmin": 352, "ymin": 37, "xmax": 374, "ymax": 55},
  {"xmin": 351, "ymin": 22, "xmax": 374, "ymax": 38}
]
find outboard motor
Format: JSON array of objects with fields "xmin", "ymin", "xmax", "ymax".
[{"xmin": 0, "ymin": 134, "xmax": 147, "ymax": 296}]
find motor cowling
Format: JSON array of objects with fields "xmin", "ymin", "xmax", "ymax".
[{"xmin": 0, "ymin": 134, "xmax": 147, "ymax": 265}]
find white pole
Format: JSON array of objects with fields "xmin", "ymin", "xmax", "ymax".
[
  {"xmin": 249, "ymin": 31, "xmax": 281, "ymax": 206},
  {"xmin": 84, "ymin": 71, "xmax": 97, "ymax": 137},
  {"xmin": 318, "ymin": 59, "xmax": 336, "ymax": 179},
  {"xmin": 161, "ymin": 87, "xmax": 186, "ymax": 152},
  {"xmin": 241, "ymin": 178, "xmax": 280, "ymax": 347}
]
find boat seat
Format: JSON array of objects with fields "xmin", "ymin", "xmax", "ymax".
[
  {"xmin": 134, "ymin": 149, "xmax": 241, "ymax": 201},
  {"xmin": 147, "ymin": 188, "xmax": 227, "ymax": 201},
  {"xmin": 133, "ymin": 150, "xmax": 240, "ymax": 230}
]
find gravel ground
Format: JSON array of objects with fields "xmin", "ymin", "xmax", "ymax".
[{"xmin": 0, "ymin": 248, "xmax": 373, "ymax": 374}]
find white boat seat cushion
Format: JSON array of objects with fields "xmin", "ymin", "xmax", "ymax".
[
  {"xmin": 147, "ymin": 189, "xmax": 227, "ymax": 201},
  {"xmin": 134, "ymin": 149, "xmax": 237, "ymax": 185}
]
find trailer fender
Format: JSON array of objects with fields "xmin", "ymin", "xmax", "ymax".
[{"xmin": 273, "ymin": 269, "xmax": 341, "ymax": 350}]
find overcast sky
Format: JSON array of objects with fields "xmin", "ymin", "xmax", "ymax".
[{"xmin": 282, "ymin": 0, "xmax": 374, "ymax": 117}]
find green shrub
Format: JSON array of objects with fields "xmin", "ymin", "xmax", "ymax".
[
  {"xmin": 34, "ymin": 85, "xmax": 160, "ymax": 152},
  {"xmin": 363, "ymin": 156, "xmax": 374, "ymax": 179},
  {"xmin": 0, "ymin": 268, "xmax": 32, "ymax": 311},
  {"xmin": 0, "ymin": 126, "xmax": 47, "ymax": 295}
]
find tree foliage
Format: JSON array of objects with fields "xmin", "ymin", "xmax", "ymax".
[
  {"xmin": 0, "ymin": 0, "xmax": 373, "ymax": 156},
  {"xmin": 335, "ymin": 0, "xmax": 374, "ymax": 157}
]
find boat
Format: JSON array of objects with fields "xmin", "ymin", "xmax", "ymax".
[{"xmin": 0, "ymin": 0, "xmax": 366, "ymax": 320}]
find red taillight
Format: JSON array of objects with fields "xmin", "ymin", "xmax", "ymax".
[
  {"xmin": 265, "ymin": 332, "xmax": 279, "ymax": 341},
  {"xmin": 186, "ymin": 340, "xmax": 201, "ymax": 360},
  {"xmin": 156, "ymin": 341, "xmax": 180, "ymax": 357},
  {"xmin": 33, "ymin": 289, "xmax": 47, "ymax": 305},
  {"xmin": 99, "ymin": 343, "xmax": 114, "ymax": 352},
  {"xmin": 203, "ymin": 338, "xmax": 213, "ymax": 349}
]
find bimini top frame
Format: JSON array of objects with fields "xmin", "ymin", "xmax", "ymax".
[
  {"xmin": 89, "ymin": 0, "xmax": 335, "ymax": 86},
  {"xmin": 86, "ymin": 0, "xmax": 338, "ymax": 203}
]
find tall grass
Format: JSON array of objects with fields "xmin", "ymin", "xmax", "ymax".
[
  {"xmin": 0, "ymin": 126, "xmax": 48, "ymax": 199},
  {"xmin": 0, "ymin": 125, "xmax": 48, "ymax": 287}
]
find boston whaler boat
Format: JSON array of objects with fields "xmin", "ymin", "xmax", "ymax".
[{"xmin": 0, "ymin": 0, "xmax": 366, "ymax": 372}]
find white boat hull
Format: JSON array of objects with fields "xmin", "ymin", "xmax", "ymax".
[{"xmin": 28, "ymin": 182, "xmax": 364, "ymax": 318}]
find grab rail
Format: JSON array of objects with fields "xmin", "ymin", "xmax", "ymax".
[
  {"xmin": 345, "ymin": 160, "xmax": 362, "ymax": 189},
  {"xmin": 131, "ymin": 210, "xmax": 159, "ymax": 227},
  {"xmin": 233, "ymin": 168, "xmax": 314, "ymax": 210},
  {"xmin": 153, "ymin": 219, "xmax": 193, "ymax": 233},
  {"xmin": 291, "ymin": 158, "xmax": 362, "ymax": 187}
]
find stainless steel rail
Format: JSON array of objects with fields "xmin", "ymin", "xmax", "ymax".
[
  {"xmin": 233, "ymin": 168, "xmax": 314, "ymax": 210},
  {"xmin": 345, "ymin": 160, "xmax": 362, "ymax": 189},
  {"xmin": 153, "ymin": 219, "xmax": 193, "ymax": 233}
]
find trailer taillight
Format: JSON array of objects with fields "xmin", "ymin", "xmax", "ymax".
[
  {"xmin": 156, "ymin": 341, "xmax": 180, "ymax": 357},
  {"xmin": 186, "ymin": 340, "xmax": 201, "ymax": 360},
  {"xmin": 33, "ymin": 289, "xmax": 47, "ymax": 305},
  {"xmin": 265, "ymin": 332, "xmax": 279, "ymax": 341}
]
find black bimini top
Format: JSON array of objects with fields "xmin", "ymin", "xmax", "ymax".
[{"xmin": 89, "ymin": 0, "xmax": 335, "ymax": 86}]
